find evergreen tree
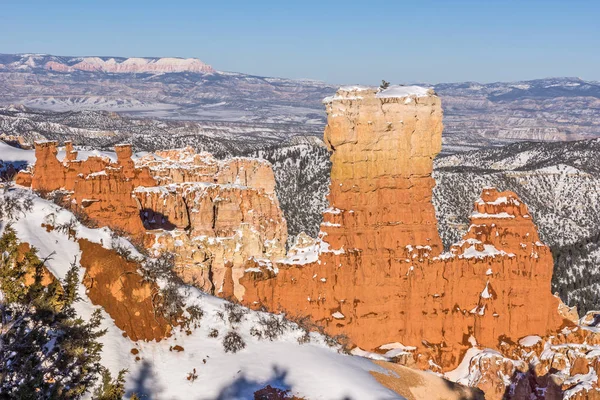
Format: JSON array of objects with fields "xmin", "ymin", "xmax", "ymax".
[
  {"xmin": 0, "ymin": 226, "xmax": 108, "ymax": 399},
  {"xmin": 92, "ymin": 369, "xmax": 128, "ymax": 400}
]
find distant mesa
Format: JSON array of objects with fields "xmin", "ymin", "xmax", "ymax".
[{"xmin": 44, "ymin": 56, "xmax": 214, "ymax": 74}]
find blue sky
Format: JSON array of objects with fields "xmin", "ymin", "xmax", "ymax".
[{"xmin": 1, "ymin": 0, "xmax": 598, "ymax": 84}]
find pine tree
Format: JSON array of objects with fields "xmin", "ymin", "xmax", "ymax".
[
  {"xmin": 0, "ymin": 227, "xmax": 107, "ymax": 399},
  {"xmin": 0, "ymin": 225, "xmax": 28, "ymax": 303},
  {"xmin": 92, "ymin": 369, "xmax": 128, "ymax": 400}
]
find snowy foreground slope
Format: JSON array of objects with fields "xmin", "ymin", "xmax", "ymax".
[{"xmin": 4, "ymin": 191, "xmax": 407, "ymax": 399}]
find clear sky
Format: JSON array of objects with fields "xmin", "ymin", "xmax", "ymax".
[{"xmin": 1, "ymin": 0, "xmax": 598, "ymax": 84}]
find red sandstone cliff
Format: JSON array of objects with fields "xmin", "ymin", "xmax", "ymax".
[
  {"xmin": 239, "ymin": 86, "xmax": 570, "ymax": 370},
  {"xmin": 25, "ymin": 141, "xmax": 286, "ymax": 299}
]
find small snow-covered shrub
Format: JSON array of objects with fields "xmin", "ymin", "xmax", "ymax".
[
  {"xmin": 69, "ymin": 203, "xmax": 98, "ymax": 228},
  {"xmin": 43, "ymin": 212, "xmax": 57, "ymax": 227},
  {"xmin": 297, "ymin": 330, "xmax": 311, "ymax": 345},
  {"xmin": 141, "ymin": 252, "xmax": 177, "ymax": 283},
  {"xmin": 0, "ymin": 183, "xmax": 33, "ymax": 222},
  {"xmin": 184, "ymin": 305, "xmax": 204, "ymax": 329},
  {"xmin": 46, "ymin": 189, "xmax": 69, "ymax": 207},
  {"xmin": 249, "ymin": 327, "xmax": 263, "ymax": 340},
  {"xmin": 328, "ymin": 334, "xmax": 351, "ymax": 354},
  {"xmin": 155, "ymin": 283, "xmax": 185, "ymax": 323},
  {"xmin": 208, "ymin": 328, "xmax": 219, "ymax": 338},
  {"xmin": 186, "ymin": 368, "xmax": 198, "ymax": 383},
  {"xmin": 55, "ymin": 216, "xmax": 78, "ymax": 239},
  {"xmin": 253, "ymin": 314, "xmax": 288, "ymax": 341},
  {"xmin": 224, "ymin": 302, "xmax": 247, "ymax": 325},
  {"xmin": 109, "ymin": 231, "xmax": 141, "ymax": 262},
  {"xmin": 222, "ymin": 331, "xmax": 246, "ymax": 353}
]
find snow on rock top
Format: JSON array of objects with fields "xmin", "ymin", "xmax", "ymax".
[
  {"xmin": 323, "ymin": 84, "xmax": 434, "ymax": 104},
  {"xmin": 339, "ymin": 85, "xmax": 371, "ymax": 91},
  {"xmin": 376, "ymin": 85, "xmax": 432, "ymax": 99}
]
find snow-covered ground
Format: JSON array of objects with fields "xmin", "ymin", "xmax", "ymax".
[
  {"xmin": 0, "ymin": 141, "xmax": 36, "ymax": 164},
  {"xmin": 2, "ymin": 189, "xmax": 404, "ymax": 399}
]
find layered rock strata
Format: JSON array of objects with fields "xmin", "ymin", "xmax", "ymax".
[
  {"xmin": 22, "ymin": 142, "xmax": 286, "ymax": 298},
  {"xmin": 240, "ymin": 86, "xmax": 570, "ymax": 369}
]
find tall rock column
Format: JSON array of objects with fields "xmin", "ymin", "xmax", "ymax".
[
  {"xmin": 240, "ymin": 86, "xmax": 569, "ymax": 369},
  {"xmin": 30, "ymin": 141, "xmax": 65, "ymax": 192},
  {"xmin": 321, "ymin": 86, "xmax": 444, "ymax": 255}
]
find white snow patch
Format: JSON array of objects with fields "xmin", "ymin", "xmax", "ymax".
[
  {"xmin": 444, "ymin": 347, "xmax": 483, "ymax": 383},
  {"xmin": 376, "ymin": 85, "xmax": 431, "ymax": 99},
  {"xmin": 332, "ymin": 312, "xmax": 345, "ymax": 319},
  {"xmin": 481, "ymin": 281, "xmax": 492, "ymax": 299},
  {"xmin": 519, "ymin": 335, "xmax": 542, "ymax": 347}
]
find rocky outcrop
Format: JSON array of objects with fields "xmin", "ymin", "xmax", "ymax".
[
  {"xmin": 28, "ymin": 141, "xmax": 154, "ymax": 236},
  {"xmin": 138, "ymin": 147, "xmax": 277, "ymax": 194},
  {"xmin": 446, "ymin": 324, "xmax": 600, "ymax": 400},
  {"xmin": 134, "ymin": 183, "xmax": 284, "ymax": 239},
  {"xmin": 320, "ymin": 85, "xmax": 443, "ymax": 254},
  {"xmin": 371, "ymin": 360, "xmax": 485, "ymax": 400},
  {"xmin": 26, "ymin": 141, "xmax": 286, "ymax": 299},
  {"xmin": 240, "ymin": 86, "xmax": 570, "ymax": 371},
  {"xmin": 78, "ymin": 239, "xmax": 172, "ymax": 341},
  {"xmin": 29, "ymin": 141, "xmax": 113, "ymax": 193}
]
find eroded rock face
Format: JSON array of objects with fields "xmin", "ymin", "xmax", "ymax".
[
  {"xmin": 321, "ymin": 86, "xmax": 443, "ymax": 254},
  {"xmin": 26, "ymin": 141, "xmax": 286, "ymax": 299},
  {"xmin": 240, "ymin": 86, "xmax": 569, "ymax": 370},
  {"xmin": 135, "ymin": 181, "xmax": 287, "ymax": 299},
  {"xmin": 78, "ymin": 239, "xmax": 171, "ymax": 341},
  {"xmin": 449, "ymin": 325, "xmax": 600, "ymax": 400}
]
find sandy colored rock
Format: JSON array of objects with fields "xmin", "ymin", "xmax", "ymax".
[{"xmin": 371, "ymin": 360, "xmax": 484, "ymax": 400}]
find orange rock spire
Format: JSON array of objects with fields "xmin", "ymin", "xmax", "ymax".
[
  {"xmin": 240, "ymin": 86, "xmax": 569, "ymax": 369},
  {"xmin": 320, "ymin": 86, "xmax": 444, "ymax": 256}
]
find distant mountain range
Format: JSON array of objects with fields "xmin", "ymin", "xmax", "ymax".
[
  {"xmin": 1, "ymin": 53, "xmax": 600, "ymax": 152},
  {"xmin": 0, "ymin": 53, "xmax": 214, "ymax": 74}
]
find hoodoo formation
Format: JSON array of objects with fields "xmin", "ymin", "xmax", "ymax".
[
  {"xmin": 240, "ymin": 86, "xmax": 571, "ymax": 368},
  {"xmin": 16, "ymin": 85, "xmax": 582, "ymax": 384},
  {"xmin": 18, "ymin": 143, "xmax": 287, "ymax": 298}
]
